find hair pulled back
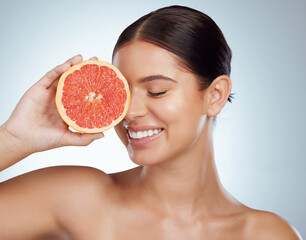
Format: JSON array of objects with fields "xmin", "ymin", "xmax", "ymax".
[{"xmin": 113, "ymin": 5, "xmax": 233, "ymax": 102}]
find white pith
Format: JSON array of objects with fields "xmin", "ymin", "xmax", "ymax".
[
  {"xmin": 85, "ymin": 92, "xmax": 103, "ymax": 101},
  {"xmin": 128, "ymin": 129, "xmax": 162, "ymax": 139}
]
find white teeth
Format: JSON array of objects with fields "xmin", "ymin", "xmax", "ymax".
[
  {"xmin": 131, "ymin": 131, "xmax": 137, "ymax": 138},
  {"xmin": 128, "ymin": 129, "xmax": 162, "ymax": 139},
  {"xmin": 136, "ymin": 132, "xmax": 143, "ymax": 139}
]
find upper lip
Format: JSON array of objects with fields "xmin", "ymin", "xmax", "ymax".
[{"xmin": 126, "ymin": 126, "xmax": 163, "ymax": 132}]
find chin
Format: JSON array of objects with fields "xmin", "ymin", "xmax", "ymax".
[
  {"xmin": 130, "ymin": 155, "xmax": 162, "ymax": 167},
  {"xmin": 127, "ymin": 145, "xmax": 165, "ymax": 166}
]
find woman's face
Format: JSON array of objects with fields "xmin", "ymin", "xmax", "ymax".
[{"xmin": 113, "ymin": 40, "xmax": 209, "ymax": 166}]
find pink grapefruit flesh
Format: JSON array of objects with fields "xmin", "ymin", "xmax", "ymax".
[{"xmin": 56, "ymin": 60, "xmax": 130, "ymax": 133}]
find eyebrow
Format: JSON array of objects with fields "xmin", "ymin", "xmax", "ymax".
[{"xmin": 140, "ymin": 75, "xmax": 177, "ymax": 83}]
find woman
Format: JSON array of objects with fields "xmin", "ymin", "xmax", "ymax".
[{"xmin": 0, "ymin": 5, "xmax": 301, "ymax": 240}]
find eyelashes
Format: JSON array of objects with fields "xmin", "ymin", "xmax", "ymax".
[{"xmin": 148, "ymin": 90, "xmax": 168, "ymax": 97}]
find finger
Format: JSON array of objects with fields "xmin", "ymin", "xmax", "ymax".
[
  {"xmin": 61, "ymin": 132, "xmax": 104, "ymax": 147},
  {"xmin": 39, "ymin": 63, "xmax": 70, "ymax": 89},
  {"xmin": 64, "ymin": 54, "xmax": 83, "ymax": 66},
  {"xmin": 89, "ymin": 56, "xmax": 98, "ymax": 60},
  {"xmin": 48, "ymin": 75, "xmax": 61, "ymax": 91},
  {"xmin": 39, "ymin": 54, "xmax": 83, "ymax": 89}
]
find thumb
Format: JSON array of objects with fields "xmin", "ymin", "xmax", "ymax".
[{"xmin": 61, "ymin": 132, "xmax": 104, "ymax": 147}]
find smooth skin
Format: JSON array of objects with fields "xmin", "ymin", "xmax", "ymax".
[{"xmin": 0, "ymin": 42, "xmax": 301, "ymax": 239}]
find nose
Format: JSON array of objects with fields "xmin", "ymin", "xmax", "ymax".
[{"xmin": 124, "ymin": 89, "xmax": 148, "ymax": 122}]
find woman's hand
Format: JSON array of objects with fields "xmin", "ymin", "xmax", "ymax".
[{"xmin": 1, "ymin": 55, "xmax": 104, "ymax": 164}]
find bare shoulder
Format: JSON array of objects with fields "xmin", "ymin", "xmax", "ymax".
[
  {"xmin": 0, "ymin": 166, "xmax": 114, "ymax": 238},
  {"xmin": 245, "ymin": 209, "xmax": 302, "ymax": 240},
  {"xmin": 1, "ymin": 165, "xmax": 111, "ymax": 190},
  {"xmin": 1, "ymin": 165, "xmax": 113, "ymax": 207}
]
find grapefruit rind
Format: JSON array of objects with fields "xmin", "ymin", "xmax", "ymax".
[{"xmin": 55, "ymin": 60, "xmax": 130, "ymax": 133}]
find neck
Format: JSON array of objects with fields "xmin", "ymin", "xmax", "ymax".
[{"xmin": 138, "ymin": 117, "xmax": 232, "ymax": 220}]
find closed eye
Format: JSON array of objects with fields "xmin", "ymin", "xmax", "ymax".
[{"xmin": 148, "ymin": 91, "xmax": 168, "ymax": 97}]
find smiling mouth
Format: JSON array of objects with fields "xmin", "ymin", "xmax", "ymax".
[{"xmin": 128, "ymin": 128, "xmax": 164, "ymax": 140}]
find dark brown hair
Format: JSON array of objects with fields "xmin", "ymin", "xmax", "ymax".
[{"xmin": 113, "ymin": 5, "xmax": 233, "ymax": 102}]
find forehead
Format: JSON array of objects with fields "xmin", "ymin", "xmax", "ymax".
[{"xmin": 112, "ymin": 40, "xmax": 191, "ymax": 82}]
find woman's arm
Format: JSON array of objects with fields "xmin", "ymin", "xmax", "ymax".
[
  {"xmin": 0, "ymin": 54, "xmax": 103, "ymax": 171},
  {"xmin": 0, "ymin": 168, "xmax": 69, "ymax": 239},
  {"xmin": 0, "ymin": 55, "xmax": 105, "ymax": 239},
  {"xmin": 0, "ymin": 124, "xmax": 30, "ymax": 171},
  {"xmin": 0, "ymin": 165, "xmax": 112, "ymax": 240}
]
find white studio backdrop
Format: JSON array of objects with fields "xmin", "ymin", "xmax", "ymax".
[{"xmin": 0, "ymin": 0, "xmax": 305, "ymax": 237}]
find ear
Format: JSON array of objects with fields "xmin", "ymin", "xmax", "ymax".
[{"xmin": 205, "ymin": 75, "xmax": 232, "ymax": 117}]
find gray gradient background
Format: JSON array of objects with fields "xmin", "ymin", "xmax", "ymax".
[{"xmin": 0, "ymin": 0, "xmax": 305, "ymax": 237}]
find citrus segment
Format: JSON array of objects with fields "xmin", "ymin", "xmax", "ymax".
[{"xmin": 56, "ymin": 60, "xmax": 130, "ymax": 133}]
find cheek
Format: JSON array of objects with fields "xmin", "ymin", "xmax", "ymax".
[
  {"xmin": 152, "ymin": 90, "xmax": 204, "ymax": 128},
  {"xmin": 149, "ymin": 94, "xmax": 205, "ymax": 160},
  {"xmin": 156, "ymin": 91, "xmax": 206, "ymax": 149}
]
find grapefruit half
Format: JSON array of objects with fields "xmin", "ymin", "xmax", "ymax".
[{"xmin": 56, "ymin": 60, "xmax": 130, "ymax": 133}]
